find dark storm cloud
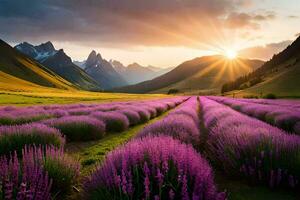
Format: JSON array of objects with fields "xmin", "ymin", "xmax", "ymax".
[
  {"xmin": 0, "ymin": 0, "xmax": 262, "ymax": 47},
  {"xmin": 0, "ymin": 0, "xmax": 48, "ymax": 18}
]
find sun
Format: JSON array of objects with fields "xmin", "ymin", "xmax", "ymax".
[{"xmin": 224, "ymin": 49, "xmax": 237, "ymax": 60}]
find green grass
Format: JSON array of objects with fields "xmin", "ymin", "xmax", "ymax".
[
  {"xmin": 0, "ymin": 40, "xmax": 169, "ymax": 106},
  {"xmin": 65, "ymin": 108, "xmax": 173, "ymax": 200},
  {"xmin": 1, "ymin": 75, "xmax": 297, "ymax": 199},
  {"xmin": 65, "ymin": 109, "xmax": 171, "ymax": 175},
  {"xmin": 0, "ymin": 42, "xmax": 168, "ymax": 105},
  {"xmin": 226, "ymin": 59, "xmax": 300, "ymax": 98},
  {"xmin": 65, "ymin": 105, "xmax": 300, "ymax": 199},
  {"xmin": 0, "ymin": 90, "xmax": 168, "ymax": 106}
]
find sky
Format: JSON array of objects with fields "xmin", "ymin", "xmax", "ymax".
[{"xmin": 0, "ymin": 0, "xmax": 299, "ymax": 68}]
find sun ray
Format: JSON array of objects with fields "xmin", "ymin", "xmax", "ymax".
[
  {"xmin": 236, "ymin": 59, "xmax": 253, "ymax": 73},
  {"xmin": 211, "ymin": 59, "xmax": 228, "ymax": 86},
  {"xmin": 194, "ymin": 58, "xmax": 224, "ymax": 78}
]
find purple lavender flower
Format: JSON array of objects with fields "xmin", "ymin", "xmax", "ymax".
[
  {"xmin": 22, "ymin": 145, "xmax": 80, "ymax": 195},
  {"xmin": 117, "ymin": 110, "xmax": 141, "ymax": 125},
  {"xmin": 208, "ymin": 96, "xmax": 300, "ymax": 134},
  {"xmin": 68, "ymin": 107, "xmax": 94, "ymax": 115},
  {"xmin": 0, "ymin": 150, "xmax": 52, "ymax": 199},
  {"xmin": 0, "ymin": 123, "xmax": 64, "ymax": 156},
  {"xmin": 138, "ymin": 114, "xmax": 200, "ymax": 145},
  {"xmin": 201, "ymin": 97, "xmax": 300, "ymax": 188},
  {"xmin": 0, "ymin": 109, "xmax": 54, "ymax": 125},
  {"xmin": 131, "ymin": 108, "xmax": 151, "ymax": 122},
  {"xmin": 137, "ymin": 97, "xmax": 201, "ymax": 146},
  {"xmin": 84, "ymin": 136, "xmax": 224, "ymax": 200},
  {"xmin": 42, "ymin": 116, "xmax": 105, "ymax": 141},
  {"xmin": 91, "ymin": 111, "xmax": 129, "ymax": 132}
]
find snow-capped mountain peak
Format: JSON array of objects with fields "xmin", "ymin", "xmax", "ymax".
[{"xmin": 15, "ymin": 41, "xmax": 57, "ymax": 62}]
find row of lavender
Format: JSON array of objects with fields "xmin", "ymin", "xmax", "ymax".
[
  {"xmin": 0, "ymin": 97, "xmax": 187, "ymax": 199},
  {"xmin": 237, "ymin": 98, "xmax": 300, "ymax": 110},
  {"xmin": 201, "ymin": 97, "xmax": 300, "ymax": 189},
  {"xmin": 84, "ymin": 97, "xmax": 226, "ymax": 200},
  {"xmin": 0, "ymin": 98, "xmax": 185, "ymax": 126},
  {"xmin": 0, "ymin": 97, "xmax": 186, "ymax": 146},
  {"xmin": 208, "ymin": 96, "xmax": 300, "ymax": 134}
]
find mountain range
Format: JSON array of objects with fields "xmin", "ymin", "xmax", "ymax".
[
  {"xmin": 15, "ymin": 42, "xmax": 101, "ymax": 91},
  {"xmin": 13, "ymin": 41, "xmax": 176, "ymax": 90},
  {"xmin": 109, "ymin": 60, "xmax": 174, "ymax": 85},
  {"xmin": 1, "ymin": 36, "xmax": 299, "ymax": 97},
  {"xmin": 83, "ymin": 50, "xmax": 128, "ymax": 89},
  {"xmin": 114, "ymin": 55, "xmax": 264, "ymax": 94},
  {"xmin": 0, "ymin": 39, "xmax": 75, "ymax": 91},
  {"xmin": 14, "ymin": 41, "xmax": 176, "ymax": 90}
]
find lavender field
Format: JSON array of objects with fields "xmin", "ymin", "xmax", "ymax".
[
  {"xmin": 0, "ymin": 96, "xmax": 299, "ymax": 200},
  {"xmin": 2, "ymin": 0, "xmax": 300, "ymax": 199}
]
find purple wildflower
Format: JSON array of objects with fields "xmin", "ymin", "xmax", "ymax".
[
  {"xmin": 208, "ymin": 96, "xmax": 300, "ymax": 134},
  {"xmin": 91, "ymin": 111, "xmax": 129, "ymax": 132},
  {"xmin": 42, "ymin": 116, "xmax": 105, "ymax": 141},
  {"xmin": 0, "ymin": 150, "xmax": 52, "ymax": 199},
  {"xmin": 0, "ymin": 123, "xmax": 64, "ymax": 156},
  {"xmin": 201, "ymin": 97, "xmax": 300, "ymax": 188},
  {"xmin": 84, "ymin": 136, "xmax": 223, "ymax": 200},
  {"xmin": 117, "ymin": 110, "xmax": 141, "ymax": 125}
]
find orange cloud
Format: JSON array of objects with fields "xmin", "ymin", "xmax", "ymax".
[
  {"xmin": 224, "ymin": 12, "xmax": 275, "ymax": 30},
  {"xmin": 239, "ymin": 40, "xmax": 291, "ymax": 60}
]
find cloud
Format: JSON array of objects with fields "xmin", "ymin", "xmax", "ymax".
[
  {"xmin": 296, "ymin": 33, "xmax": 300, "ymax": 37},
  {"xmin": 253, "ymin": 13, "xmax": 275, "ymax": 21},
  {"xmin": 239, "ymin": 40, "xmax": 292, "ymax": 60},
  {"xmin": 236, "ymin": 0, "xmax": 254, "ymax": 8},
  {"xmin": 224, "ymin": 12, "xmax": 275, "ymax": 29},
  {"xmin": 288, "ymin": 15, "xmax": 299, "ymax": 19},
  {"xmin": 0, "ymin": 0, "xmax": 262, "ymax": 48}
]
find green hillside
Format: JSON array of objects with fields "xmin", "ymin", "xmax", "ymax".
[
  {"xmin": 0, "ymin": 39, "xmax": 75, "ymax": 91},
  {"xmin": 115, "ymin": 55, "xmax": 263, "ymax": 94},
  {"xmin": 222, "ymin": 36, "xmax": 300, "ymax": 98},
  {"xmin": 231, "ymin": 57, "xmax": 300, "ymax": 98}
]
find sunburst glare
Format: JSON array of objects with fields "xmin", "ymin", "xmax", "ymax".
[{"xmin": 224, "ymin": 49, "xmax": 237, "ymax": 59}]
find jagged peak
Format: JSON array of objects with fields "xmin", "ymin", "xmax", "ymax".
[
  {"xmin": 44, "ymin": 41, "xmax": 53, "ymax": 45},
  {"xmin": 38, "ymin": 41, "xmax": 55, "ymax": 52},
  {"xmin": 56, "ymin": 49, "xmax": 65, "ymax": 54},
  {"xmin": 15, "ymin": 42, "xmax": 34, "ymax": 50},
  {"xmin": 51, "ymin": 49, "xmax": 70, "ymax": 60},
  {"xmin": 89, "ymin": 50, "xmax": 97, "ymax": 57},
  {"xmin": 86, "ymin": 50, "xmax": 102, "ymax": 67},
  {"xmin": 20, "ymin": 41, "xmax": 33, "ymax": 46},
  {"xmin": 96, "ymin": 53, "xmax": 102, "ymax": 60}
]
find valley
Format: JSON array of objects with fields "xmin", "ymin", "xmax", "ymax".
[{"xmin": 0, "ymin": 1, "xmax": 299, "ymax": 200}]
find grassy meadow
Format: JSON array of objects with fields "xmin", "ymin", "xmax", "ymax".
[
  {"xmin": 0, "ymin": 88, "xmax": 299, "ymax": 199},
  {"xmin": 0, "ymin": 89, "xmax": 167, "ymax": 105}
]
